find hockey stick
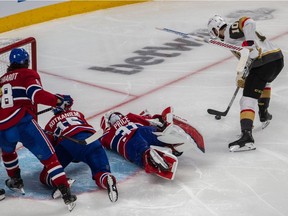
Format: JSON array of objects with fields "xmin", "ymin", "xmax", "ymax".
[
  {"xmin": 45, "ymin": 129, "xmax": 104, "ymax": 145},
  {"xmin": 207, "ymin": 86, "xmax": 240, "ymax": 119},
  {"xmin": 37, "ymin": 107, "xmax": 53, "ymax": 115},
  {"xmin": 156, "ymin": 27, "xmax": 246, "ymax": 52},
  {"xmin": 157, "ymin": 27, "xmax": 254, "ymax": 119},
  {"xmin": 157, "ymin": 27, "xmax": 251, "ymax": 119},
  {"xmin": 157, "ymin": 27, "xmax": 250, "ymax": 72},
  {"xmin": 156, "ymin": 27, "xmax": 209, "ymax": 43},
  {"xmin": 207, "ymin": 59, "xmax": 253, "ymax": 119}
]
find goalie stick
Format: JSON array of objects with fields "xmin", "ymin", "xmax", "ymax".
[{"xmin": 45, "ymin": 129, "xmax": 104, "ymax": 145}]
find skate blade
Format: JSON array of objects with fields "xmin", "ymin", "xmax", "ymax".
[
  {"xmin": 0, "ymin": 194, "xmax": 5, "ymax": 201},
  {"xmin": 229, "ymin": 143, "xmax": 256, "ymax": 152},
  {"xmin": 67, "ymin": 201, "xmax": 76, "ymax": 212},
  {"xmin": 262, "ymin": 121, "xmax": 270, "ymax": 129},
  {"xmin": 107, "ymin": 175, "xmax": 118, "ymax": 203},
  {"xmin": 8, "ymin": 187, "xmax": 25, "ymax": 195}
]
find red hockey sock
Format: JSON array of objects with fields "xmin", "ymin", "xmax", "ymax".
[
  {"xmin": 2, "ymin": 151, "xmax": 20, "ymax": 177},
  {"xmin": 40, "ymin": 154, "xmax": 69, "ymax": 188},
  {"xmin": 94, "ymin": 172, "xmax": 116, "ymax": 190}
]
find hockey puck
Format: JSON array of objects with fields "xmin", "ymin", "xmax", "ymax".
[{"xmin": 215, "ymin": 115, "xmax": 221, "ymax": 120}]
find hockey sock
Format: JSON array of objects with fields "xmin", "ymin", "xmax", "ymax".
[
  {"xmin": 2, "ymin": 151, "xmax": 20, "ymax": 177},
  {"xmin": 93, "ymin": 172, "xmax": 116, "ymax": 190},
  {"xmin": 41, "ymin": 154, "xmax": 69, "ymax": 188}
]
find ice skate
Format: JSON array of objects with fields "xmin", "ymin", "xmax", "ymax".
[
  {"xmin": 228, "ymin": 130, "xmax": 256, "ymax": 152},
  {"xmin": 107, "ymin": 174, "xmax": 118, "ymax": 202},
  {"xmin": 56, "ymin": 184, "xmax": 77, "ymax": 212},
  {"xmin": 259, "ymin": 109, "xmax": 272, "ymax": 129},
  {"xmin": 52, "ymin": 178, "xmax": 75, "ymax": 199},
  {"xmin": 5, "ymin": 170, "xmax": 25, "ymax": 195}
]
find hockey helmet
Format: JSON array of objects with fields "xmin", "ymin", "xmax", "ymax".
[
  {"xmin": 9, "ymin": 48, "xmax": 30, "ymax": 65},
  {"xmin": 108, "ymin": 112, "xmax": 124, "ymax": 125},
  {"xmin": 207, "ymin": 15, "xmax": 227, "ymax": 38}
]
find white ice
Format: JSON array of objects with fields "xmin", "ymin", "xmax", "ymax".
[{"xmin": 1, "ymin": 1, "xmax": 288, "ymax": 216}]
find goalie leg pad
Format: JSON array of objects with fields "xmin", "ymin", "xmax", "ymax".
[{"xmin": 144, "ymin": 146, "xmax": 178, "ymax": 180}]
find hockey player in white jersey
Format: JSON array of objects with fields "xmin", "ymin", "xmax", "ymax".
[{"xmin": 207, "ymin": 15, "xmax": 284, "ymax": 152}]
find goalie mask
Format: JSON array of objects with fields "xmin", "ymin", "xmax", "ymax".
[
  {"xmin": 207, "ymin": 15, "xmax": 227, "ymax": 39},
  {"xmin": 108, "ymin": 112, "xmax": 124, "ymax": 125}
]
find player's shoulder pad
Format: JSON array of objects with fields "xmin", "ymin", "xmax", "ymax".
[{"xmin": 238, "ymin": 16, "xmax": 252, "ymax": 31}]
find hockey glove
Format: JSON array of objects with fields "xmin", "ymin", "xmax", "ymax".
[
  {"xmin": 236, "ymin": 71, "xmax": 245, "ymax": 88},
  {"xmin": 242, "ymin": 40, "xmax": 262, "ymax": 59},
  {"xmin": 55, "ymin": 94, "xmax": 73, "ymax": 111}
]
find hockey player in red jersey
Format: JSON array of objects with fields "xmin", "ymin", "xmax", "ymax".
[
  {"xmin": 0, "ymin": 48, "xmax": 76, "ymax": 211},
  {"xmin": 100, "ymin": 107, "xmax": 205, "ymax": 180},
  {"xmin": 207, "ymin": 15, "xmax": 284, "ymax": 152},
  {"xmin": 40, "ymin": 106, "xmax": 118, "ymax": 202}
]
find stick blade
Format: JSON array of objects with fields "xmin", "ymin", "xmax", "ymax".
[{"xmin": 207, "ymin": 108, "xmax": 227, "ymax": 117}]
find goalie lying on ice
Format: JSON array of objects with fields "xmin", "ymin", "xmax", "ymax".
[{"xmin": 99, "ymin": 106, "xmax": 205, "ymax": 180}]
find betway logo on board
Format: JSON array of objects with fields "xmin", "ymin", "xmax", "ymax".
[
  {"xmin": 89, "ymin": 8, "xmax": 274, "ymax": 75},
  {"xmin": 89, "ymin": 33, "xmax": 206, "ymax": 75}
]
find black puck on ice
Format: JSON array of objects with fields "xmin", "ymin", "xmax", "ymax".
[{"xmin": 215, "ymin": 115, "xmax": 221, "ymax": 120}]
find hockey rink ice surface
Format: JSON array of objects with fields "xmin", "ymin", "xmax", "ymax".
[{"xmin": 1, "ymin": 1, "xmax": 288, "ymax": 216}]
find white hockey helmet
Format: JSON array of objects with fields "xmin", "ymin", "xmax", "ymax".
[
  {"xmin": 105, "ymin": 111, "xmax": 124, "ymax": 126},
  {"xmin": 207, "ymin": 15, "xmax": 227, "ymax": 38},
  {"xmin": 101, "ymin": 111, "xmax": 124, "ymax": 129},
  {"xmin": 109, "ymin": 112, "xmax": 123, "ymax": 125}
]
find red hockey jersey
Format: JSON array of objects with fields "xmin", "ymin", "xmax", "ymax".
[
  {"xmin": 100, "ymin": 113, "xmax": 150, "ymax": 159},
  {"xmin": 0, "ymin": 68, "xmax": 59, "ymax": 130},
  {"xmin": 45, "ymin": 110, "xmax": 96, "ymax": 145}
]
